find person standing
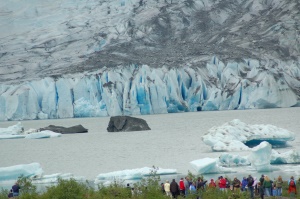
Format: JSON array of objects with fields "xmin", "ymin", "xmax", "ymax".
[
  {"xmin": 184, "ymin": 177, "xmax": 190, "ymax": 196},
  {"xmin": 189, "ymin": 182, "xmax": 197, "ymax": 195},
  {"xmin": 219, "ymin": 176, "xmax": 227, "ymax": 192},
  {"xmin": 275, "ymin": 175, "xmax": 283, "ymax": 196},
  {"xmin": 247, "ymin": 175, "xmax": 255, "ymax": 199},
  {"xmin": 12, "ymin": 182, "xmax": 20, "ymax": 197},
  {"xmin": 288, "ymin": 176, "xmax": 297, "ymax": 198},
  {"xmin": 232, "ymin": 176, "xmax": 241, "ymax": 192},
  {"xmin": 208, "ymin": 178, "xmax": 216, "ymax": 189},
  {"xmin": 263, "ymin": 175, "xmax": 272, "ymax": 197},
  {"xmin": 164, "ymin": 180, "xmax": 171, "ymax": 198},
  {"xmin": 253, "ymin": 177, "xmax": 259, "ymax": 195},
  {"xmin": 170, "ymin": 179, "xmax": 179, "ymax": 199},
  {"xmin": 161, "ymin": 183, "xmax": 165, "ymax": 194},
  {"xmin": 258, "ymin": 182, "xmax": 264, "ymax": 199},
  {"xmin": 179, "ymin": 178, "xmax": 185, "ymax": 197},
  {"xmin": 241, "ymin": 177, "xmax": 248, "ymax": 192},
  {"xmin": 215, "ymin": 176, "xmax": 220, "ymax": 189}
]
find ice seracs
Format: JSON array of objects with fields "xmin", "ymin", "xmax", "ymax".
[
  {"xmin": 202, "ymin": 119, "xmax": 295, "ymax": 151},
  {"xmin": 248, "ymin": 141, "xmax": 279, "ymax": 172}
]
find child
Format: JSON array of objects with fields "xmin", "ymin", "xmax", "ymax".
[{"xmin": 8, "ymin": 189, "xmax": 13, "ymax": 198}]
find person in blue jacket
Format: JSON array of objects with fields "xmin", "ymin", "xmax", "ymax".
[{"xmin": 241, "ymin": 177, "xmax": 248, "ymax": 191}]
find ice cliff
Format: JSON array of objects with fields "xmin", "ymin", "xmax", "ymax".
[
  {"xmin": 1, "ymin": 59, "xmax": 300, "ymax": 121},
  {"xmin": 1, "ymin": 0, "xmax": 300, "ymax": 121}
]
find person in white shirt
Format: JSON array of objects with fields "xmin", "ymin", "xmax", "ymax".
[{"xmin": 164, "ymin": 180, "xmax": 171, "ymax": 197}]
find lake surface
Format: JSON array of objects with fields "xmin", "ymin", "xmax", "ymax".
[{"xmin": 1, "ymin": 107, "xmax": 300, "ymax": 186}]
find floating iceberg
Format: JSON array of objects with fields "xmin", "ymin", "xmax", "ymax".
[
  {"xmin": 202, "ymin": 119, "xmax": 295, "ymax": 151},
  {"xmin": 271, "ymin": 149, "xmax": 300, "ymax": 164},
  {"xmin": 0, "ymin": 122, "xmax": 24, "ymax": 134},
  {"xmin": 94, "ymin": 167, "xmax": 177, "ymax": 184},
  {"xmin": 190, "ymin": 158, "xmax": 236, "ymax": 174},
  {"xmin": 25, "ymin": 130, "xmax": 61, "ymax": 139},
  {"xmin": 218, "ymin": 153, "xmax": 250, "ymax": 167},
  {"xmin": 0, "ymin": 123, "xmax": 61, "ymax": 139},
  {"xmin": 248, "ymin": 141, "xmax": 279, "ymax": 172},
  {"xmin": 0, "ymin": 163, "xmax": 44, "ymax": 182}
]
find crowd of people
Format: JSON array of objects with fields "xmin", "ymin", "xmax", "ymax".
[{"xmin": 161, "ymin": 174, "xmax": 298, "ymax": 198}]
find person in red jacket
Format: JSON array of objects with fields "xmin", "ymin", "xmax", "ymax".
[
  {"xmin": 219, "ymin": 176, "xmax": 227, "ymax": 191},
  {"xmin": 179, "ymin": 178, "xmax": 185, "ymax": 196}
]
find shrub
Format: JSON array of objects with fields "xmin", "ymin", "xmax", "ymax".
[{"xmin": 40, "ymin": 178, "xmax": 89, "ymax": 199}]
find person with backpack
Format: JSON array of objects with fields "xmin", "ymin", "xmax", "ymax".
[
  {"xmin": 288, "ymin": 176, "xmax": 297, "ymax": 198},
  {"xmin": 247, "ymin": 175, "xmax": 255, "ymax": 199}
]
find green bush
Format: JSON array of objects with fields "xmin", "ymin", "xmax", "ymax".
[{"xmin": 40, "ymin": 178, "xmax": 89, "ymax": 199}]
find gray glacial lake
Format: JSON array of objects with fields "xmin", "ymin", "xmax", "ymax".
[{"xmin": 1, "ymin": 107, "xmax": 300, "ymax": 186}]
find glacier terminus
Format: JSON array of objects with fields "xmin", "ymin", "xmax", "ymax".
[{"xmin": 0, "ymin": 0, "xmax": 300, "ymax": 120}]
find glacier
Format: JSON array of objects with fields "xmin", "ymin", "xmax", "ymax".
[
  {"xmin": 1, "ymin": 0, "xmax": 300, "ymax": 121},
  {"xmin": 0, "ymin": 59, "xmax": 300, "ymax": 121},
  {"xmin": 202, "ymin": 119, "xmax": 295, "ymax": 151}
]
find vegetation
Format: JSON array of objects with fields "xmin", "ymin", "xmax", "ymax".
[{"xmin": 0, "ymin": 172, "xmax": 298, "ymax": 199}]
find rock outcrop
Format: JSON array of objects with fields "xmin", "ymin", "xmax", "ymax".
[
  {"xmin": 107, "ymin": 116, "xmax": 151, "ymax": 132},
  {"xmin": 39, "ymin": 125, "xmax": 88, "ymax": 134}
]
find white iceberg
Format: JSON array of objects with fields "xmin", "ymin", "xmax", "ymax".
[
  {"xmin": 25, "ymin": 130, "xmax": 61, "ymax": 139},
  {"xmin": 202, "ymin": 119, "xmax": 295, "ymax": 151},
  {"xmin": 0, "ymin": 122, "xmax": 24, "ymax": 134},
  {"xmin": 94, "ymin": 167, "xmax": 177, "ymax": 184},
  {"xmin": 0, "ymin": 124, "xmax": 61, "ymax": 139},
  {"xmin": 271, "ymin": 149, "xmax": 300, "ymax": 164},
  {"xmin": 190, "ymin": 158, "xmax": 236, "ymax": 174},
  {"xmin": 0, "ymin": 163, "xmax": 44, "ymax": 182},
  {"xmin": 0, "ymin": 123, "xmax": 25, "ymax": 139},
  {"xmin": 218, "ymin": 153, "xmax": 250, "ymax": 167},
  {"xmin": 248, "ymin": 141, "xmax": 279, "ymax": 172}
]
